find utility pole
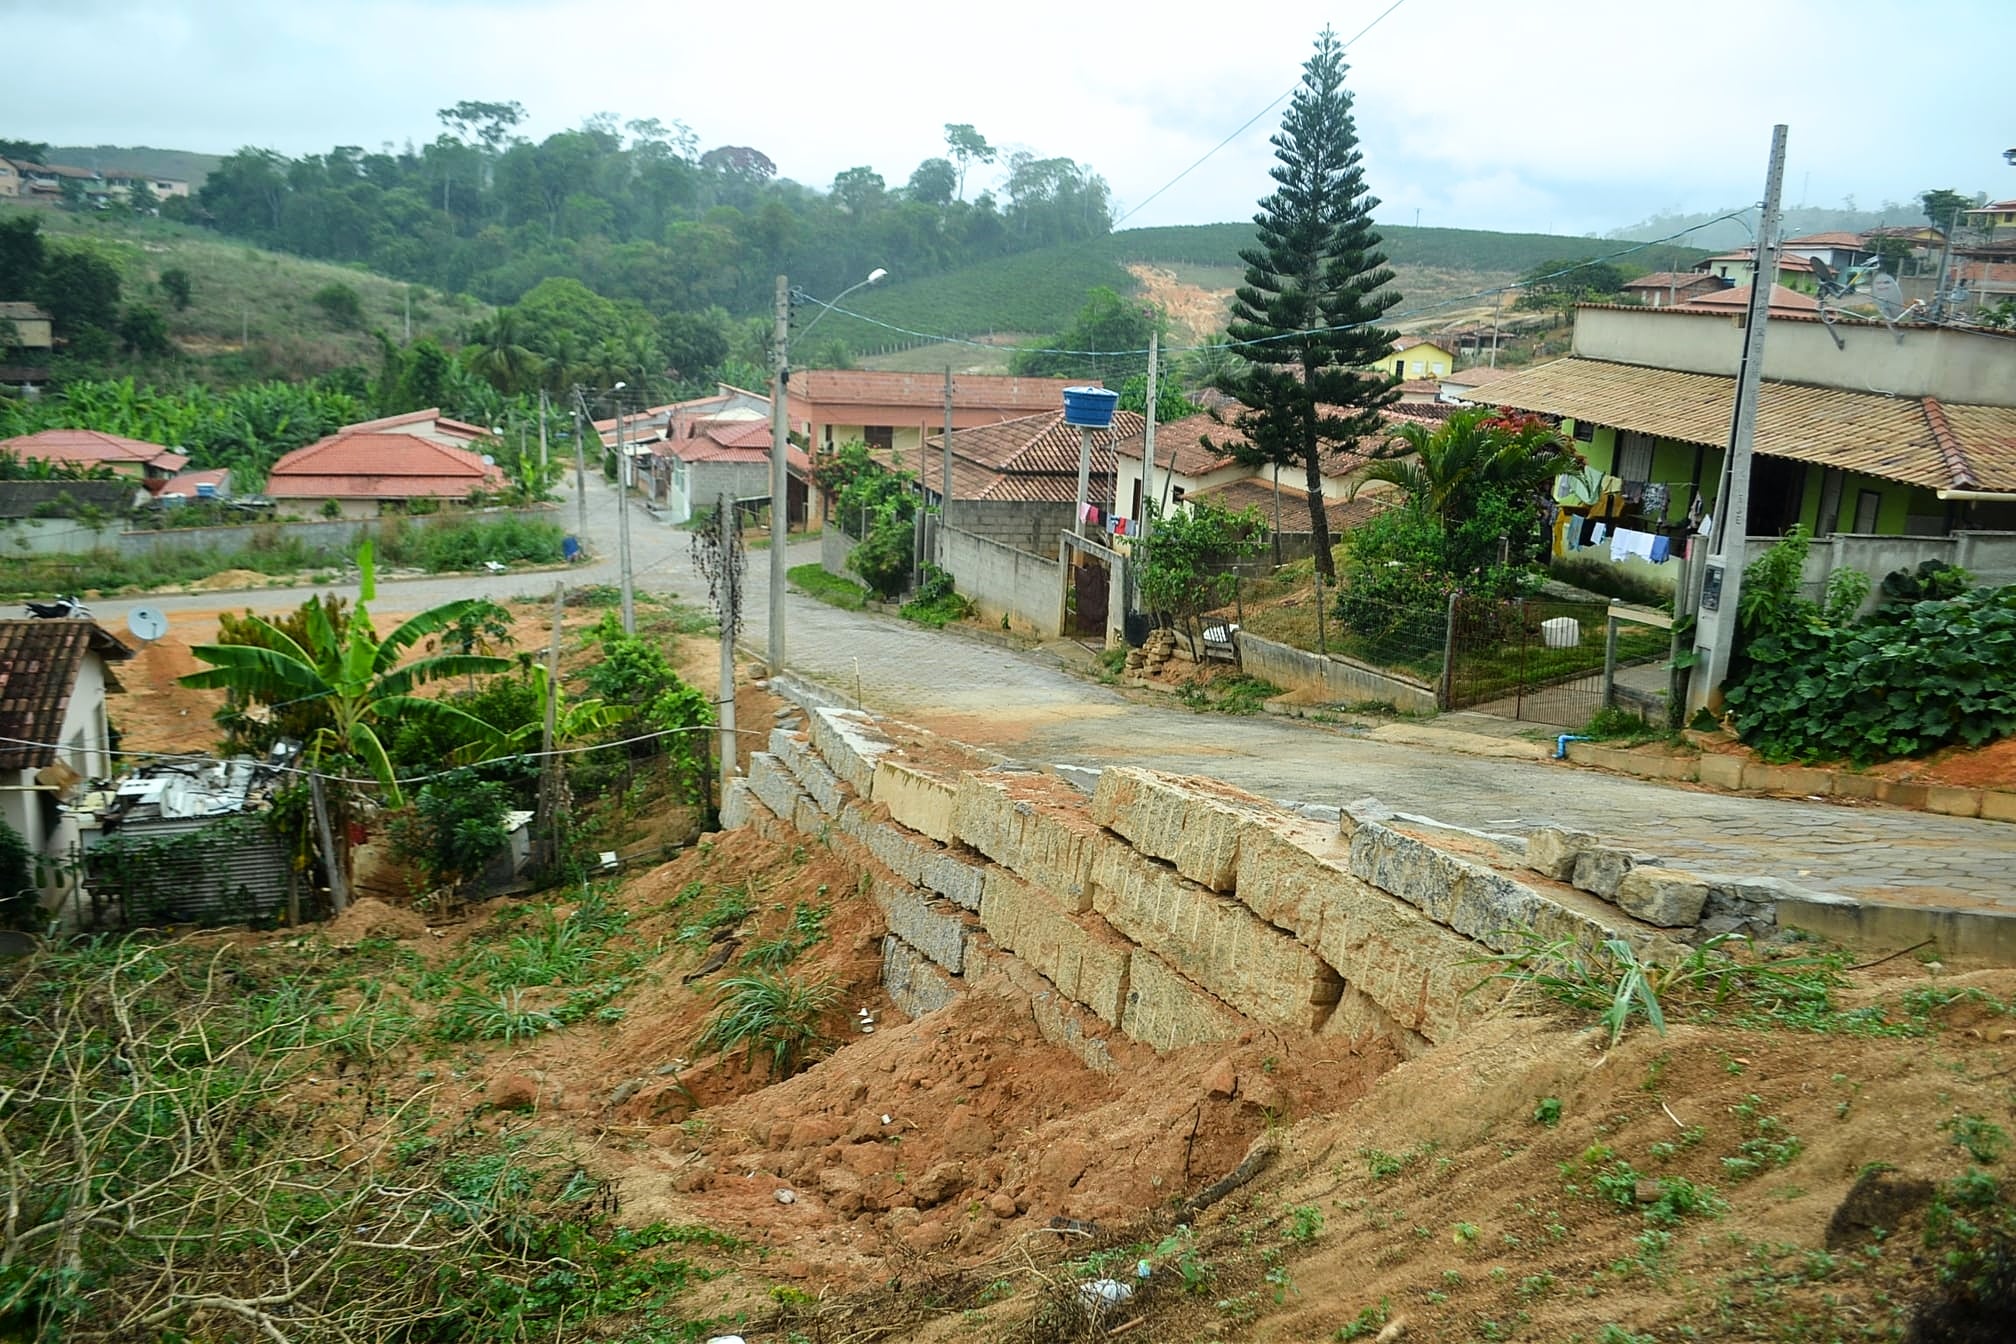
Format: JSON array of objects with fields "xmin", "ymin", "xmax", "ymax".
[
  {"xmin": 941, "ymin": 367, "xmax": 954, "ymax": 514},
  {"xmin": 768, "ymin": 274, "xmax": 790, "ymax": 676},
  {"xmin": 532, "ymin": 581, "xmax": 566, "ymax": 876},
  {"xmin": 571, "ymin": 391, "xmax": 588, "ymax": 539},
  {"xmin": 615, "ymin": 389, "xmax": 635, "ymax": 634},
  {"xmin": 1687, "ymin": 123, "xmax": 1788, "ymax": 717},
  {"xmin": 717, "ymin": 494, "xmax": 738, "ymax": 804},
  {"xmin": 1073, "ymin": 425, "xmax": 1094, "ymax": 540},
  {"xmin": 1140, "ymin": 332, "xmax": 1158, "ymax": 548},
  {"xmin": 538, "ymin": 389, "xmax": 549, "ymax": 474}
]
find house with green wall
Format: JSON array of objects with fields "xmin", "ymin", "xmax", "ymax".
[{"xmin": 1471, "ymin": 300, "xmax": 2016, "ymax": 562}]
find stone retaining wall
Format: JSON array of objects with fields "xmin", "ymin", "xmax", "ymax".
[{"xmin": 722, "ymin": 703, "xmax": 1709, "ymax": 1066}]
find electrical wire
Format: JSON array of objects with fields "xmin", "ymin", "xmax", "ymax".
[
  {"xmin": 1111, "ymin": 0, "xmax": 1413, "ymax": 229},
  {"xmin": 793, "ymin": 210, "xmax": 1754, "ymax": 359},
  {"xmin": 1, "ymin": 723, "xmax": 771, "ymax": 791}
]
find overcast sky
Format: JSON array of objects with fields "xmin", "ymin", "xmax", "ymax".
[{"xmin": 5, "ymin": 0, "xmax": 2010, "ymax": 237}]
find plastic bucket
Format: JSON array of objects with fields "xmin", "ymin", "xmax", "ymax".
[{"xmin": 1541, "ymin": 616, "xmax": 1581, "ymax": 649}]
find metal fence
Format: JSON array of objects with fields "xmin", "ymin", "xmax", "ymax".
[{"xmin": 1447, "ymin": 595, "xmax": 1660, "ymax": 726}]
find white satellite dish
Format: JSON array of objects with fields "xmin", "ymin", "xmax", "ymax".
[{"xmin": 127, "ymin": 608, "xmax": 169, "ymax": 643}]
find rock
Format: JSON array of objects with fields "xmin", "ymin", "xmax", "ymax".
[
  {"xmin": 1634, "ymin": 1178, "xmax": 1665, "ymax": 1204},
  {"xmin": 842, "ymin": 1143, "xmax": 896, "ymax": 1178},
  {"xmin": 774, "ymin": 1188, "xmax": 797, "ymax": 1204},
  {"xmin": 768, "ymin": 1122, "xmax": 794, "ymax": 1150},
  {"xmin": 1525, "ymin": 827, "xmax": 1598, "ymax": 882},
  {"xmin": 1203, "ymin": 1057, "xmax": 1239, "ymax": 1099},
  {"xmin": 1614, "ymin": 868, "xmax": 1710, "ymax": 928},
  {"xmin": 485, "ymin": 1073, "xmax": 540, "ymax": 1112},
  {"xmin": 988, "ymin": 1191, "xmax": 1019, "ymax": 1219},
  {"xmin": 910, "ymin": 1161, "xmax": 970, "ymax": 1207},
  {"xmin": 788, "ymin": 1118, "xmax": 842, "ymax": 1148},
  {"xmin": 901, "ymin": 1219, "xmax": 952, "ymax": 1254},
  {"xmin": 943, "ymin": 1113, "xmax": 996, "ymax": 1159},
  {"xmin": 609, "ymin": 1079, "xmax": 643, "ymax": 1107},
  {"xmin": 670, "ymin": 1164, "xmax": 711, "ymax": 1193},
  {"xmin": 1036, "ymin": 1140, "xmax": 1090, "ymax": 1189},
  {"xmin": 1571, "ymin": 847, "xmax": 1636, "ymax": 900}
]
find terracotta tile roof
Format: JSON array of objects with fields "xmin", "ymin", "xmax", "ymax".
[
  {"xmin": 0, "ymin": 619, "xmax": 132, "ymax": 771},
  {"xmin": 160, "ymin": 468, "xmax": 230, "ymax": 495},
  {"xmin": 0, "ymin": 427, "xmax": 185, "ymax": 472},
  {"xmin": 1187, "ymin": 477, "xmax": 1395, "ymax": 534},
  {"xmin": 1469, "ymin": 357, "xmax": 2016, "ymax": 492},
  {"xmin": 1699, "ymin": 250, "xmax": 1815, "ymax": 272},
  {"xmin": 1393, "ymin": 336, "xmax": 1451, "ymax": 353},
  {"xmin": 894, "ymin": 410, "xmax": 1143, "ymax": 505},
  {"xmin": 1677, "ymin": 283, "xmax": 1820, "ymax": 316},
  {"xmin": 1108, "ymin": 413, "xmax": 1241, "ymax": 476},
  {"xmin": 1440, "ymin": 365, "xmax": 1520, "ymax": 387},
  {"xmin": 792, "ymin": 370, "xmax": 1091, "ymax": 413},
  {"xmin": 1782, "ymin": 232, "xmax": 1869, "ymax": 249},
  {"xmin": 267, "ymin": 432, "xmax": 504, "ymax": 499},
  {"xmin": 1620, "ymin": 271, "xmax": 1724, "ymax": 292},
  {"xmin": 338, "ymin": 408, "xmax": 487, "ymax": 442}
]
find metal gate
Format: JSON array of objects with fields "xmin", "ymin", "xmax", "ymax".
[
  {"xmin": 1072, "ymin": 559, "xmax": 1109, "ymax": 637},
  {"xmin": 1446, "ymin": 596, "xmax": 1617, "ymax": 726}
]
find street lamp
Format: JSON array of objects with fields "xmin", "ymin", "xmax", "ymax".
[{"xmin": 769, "ymin": 266, "xmax": 889, "ymax": 677}]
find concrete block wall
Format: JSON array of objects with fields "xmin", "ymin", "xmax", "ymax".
[
  {"xmin": 728, "ymin": 712, "xmax": 1666, "ymax": 1063},
  {"xmin": 937, "ymin": 526, "xmax": 1064, "ymax": 637},
  {"xmin": 942, "ymin": 500, "xmax": 1077, "ymax": 560},
  {"xmin": 1235, "ymin": 632, "xmax": 1441, "ymax": 715}
]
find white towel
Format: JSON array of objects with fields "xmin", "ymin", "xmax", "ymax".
[{"xmin": 1610, "ymin": 528, "xmax": 1657, "ymax": 562}]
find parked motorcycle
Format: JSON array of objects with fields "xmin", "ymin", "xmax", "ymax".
[{"xmin": 23, "ymin": 595, "xmax": 92, "ymax": 620}]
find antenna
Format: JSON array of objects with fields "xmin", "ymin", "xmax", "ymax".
[{"xmin": 126, "ymin": 607, "xmax": 168, "ymax": 643}]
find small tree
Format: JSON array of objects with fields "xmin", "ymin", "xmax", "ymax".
[
  {"xmin": 157, "ymin": 266, "xmax": 192, "ymax": 310},
  {"xmin": 312, "ymin": 281, "xmax": 365, "ymax": 330},
  {"xmin": 1135, "ymin": 499, "xmax": 1267, "ymax": 656},
  {"xmin": 1217, "ymin": 27, "xmax": 1401, "ymax": 580},
  {"xmin": 392, "ymin": 768, "xmax": 512, "ymax": 890},
  {"xmin": 119, "ymin": 303, "xmax": 172, "ymax": 357}
]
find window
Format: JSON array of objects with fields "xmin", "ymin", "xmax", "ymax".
[
  {"xmin": 863, "ymin": 426, "xmax": 894, "ymax": 451},
  {"xmin": 1853, "ymin": 490, "xmax": 1882, "ymax": 533},
  {"xmin": 1572, "ymin": 420, "xmax": 1595, "ymax": 443},
  {"xmin": 1392, "ymin": 359, "xmax": 1405, "ymax": 377},
  {"xmin": 1409, "ymin": 360, "xmax": 1424, "ymax": 375},
  {"xmin": 1616, "ymin": 431, "xmax": 1654, "ymax": 481}
]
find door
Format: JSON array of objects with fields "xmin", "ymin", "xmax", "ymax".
[{"xmin": 1073, "ymin": 560, "xmax": 1109, "ymax": 637}]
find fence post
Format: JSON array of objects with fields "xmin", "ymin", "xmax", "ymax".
[
  {"xmin": 1438, "ymin": 592, "xmax": 1459, "ymax": 711},
  {"xmin": 1601, "ymin": 608, "xmax": 1621, "ymax": 711}
]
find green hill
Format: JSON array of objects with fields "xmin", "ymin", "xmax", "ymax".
[
  {"xmin": 9, "ymin": 207, "xmax": 487, "ymax": 381},
  {"xmin": 43, "ymin": 145, "xmax": 222, "ymax": 190},
  {"xmin": 833, "ymin": 221, "xmax": 1709, "ymax": 361}
]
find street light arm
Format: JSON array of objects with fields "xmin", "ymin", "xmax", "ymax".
[{"xmin": 796, "ymin": 268, "xmax": 889, "ymax": 342}]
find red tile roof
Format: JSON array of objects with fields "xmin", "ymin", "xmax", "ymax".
[
  {"xmin": 1393, "ymin": 336, "xmax": 1452, "ymax": 352},
  {"xmin": 792, "ymin": 370, "xmax": 1091, "ymax": 414},
  {"xmin": 339, "ymin": 408, "xmax": 488, "ymax": 442},
  {"xmin": 267, "ymin": 432, "xmax": 504, "ymax": 500},
  {"xmin": 160, "ymin": 468, "xmax": 230, "ymax": 495},
  {"xmin": 1187, "ymin": 477, "xmax": 1395, "ymax": 534},
  {"xmin": 1677, "ymin": 282, "xmax": 1820, "ymax": 316},
  {"xmin": 0, "ymin": 619, "xmax": 132, "ymax": 771},
  {"xmin": 0, "ymin": 428, "xmax": 185, "ymax": 472},
  {"xmin": 1781, "ymin": 231, "xmax": 1869, "ymax": 249}
]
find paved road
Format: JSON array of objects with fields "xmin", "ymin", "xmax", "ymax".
[{"xmin": 94, "ymin": 475, "xmax": 2016, "ymax": 910}]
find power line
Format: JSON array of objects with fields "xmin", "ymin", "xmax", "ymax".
[
  {"xmin": 794, "ymin": 210, "xmax": 1753, "ymax": 359},
  {"xmin": 1111, "ymin": 0, "xmax": 1414, "ymax": 229}
]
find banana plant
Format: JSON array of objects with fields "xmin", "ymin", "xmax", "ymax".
[{"xmin": 181, "ymin": 542, "xmax": 511, "ymax": 804}]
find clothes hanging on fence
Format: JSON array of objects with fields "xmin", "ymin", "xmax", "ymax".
[
  {"xmin": 1109, "ymin": 515, "xmax": 1131, "ymax": 537},
  {"xmin": 1650, "ymin": 534, "xmax": 1673, "ymax": 563},
  {"xmin": 1641, "ymin": 482, "xmax": 1671, "ymax": 520},
  {"xmin": 1080, "ymin": 502, "xmax": 1103, "ymax": 525},
  {"xmin": 1590, "ymin": 523, "xmax": 1609, "ymax": 546}
]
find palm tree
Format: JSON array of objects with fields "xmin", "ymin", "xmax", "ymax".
[
  {"xmin": 464, "ymin": 309, "xmax": 547, "ymax": 396},
  {"xmin": 182, "ymin": 544, "xmax": 513, "ymax": 804},
  {"xmin": 1355, "ymin": 407, "xmax": 1573, "ymax": 527}
]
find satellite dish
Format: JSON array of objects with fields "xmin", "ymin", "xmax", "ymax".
[
  {"xmin": 1809, "ymin": 255, "xmax": 1840, "ymax": 295},
  {"xmin": 127, "ymin": 608, "xmax": 168, "ymax": 643},
  {"xmin": 1873, "ymin": 273, "xmax": 1906, "ymax": 320},
  {"xmin": 481, "ymin": 454, "xmax": 496, "ymax": 466}
]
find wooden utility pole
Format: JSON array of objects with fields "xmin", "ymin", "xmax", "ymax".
[
  {"xmin": 1688, "ymin": 124, "xmax": 1789, "ymax": 716},
  {"xmin": 717, "ymin": 495, "xmax": 739, "ymax": 804},
  {"xmin": 532, "ymin": 581, "xmax": 567, "ymax": 875},
  {"xmin": 307, "ymin": 772, "xmax": 349, "ymax": 914},
  {"xmin": 768, "ymin": 274, "xmax": 791, "ymax": 676},
  {"xmin": 941, "ymin": 367, "xmax": 955, "ymax": 513}
]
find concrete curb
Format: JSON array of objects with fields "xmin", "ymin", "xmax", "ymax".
[{"xmin": 1562, "ymin": 741, "xmax": 2015, "ymax": 826}]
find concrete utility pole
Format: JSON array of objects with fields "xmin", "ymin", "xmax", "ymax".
[
  {"xmin": 1140, "ymin": 332, "xmax": 1158, "ymax": 548},
  {"xmin": 941, "ymin": 367, "xmax": 954, "ymax": 516},
  {"xmin": 1687, "ymin": 123, "xmax": 1789, "ymax": 717},
  {"xmin": 572, "ymin": 393, "xmax": 588, "ymax": 539},
  {"xmin": 768, "ymin": 274, "xmax": 791, "ymax": 676},
  {"xmin": 1073, "ymin": 425, "xmax": 1094, "ymax": 540},
  {"xmin": 537, "ymin": 388, "xmax": 549, "ymax": 473},
  {"xmin": 614, "ymin": 387, "xmax": 635, "ymax": 635}
]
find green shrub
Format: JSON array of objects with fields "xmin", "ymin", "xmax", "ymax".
[
  {"xmin": 311, "ymin": 281, "xmax": 364, "ymax": 329},
  {"xmin": 1726, "ymin": 531, "xmax": 2016, "ymax": 763},
  {"xmin": 692, "ymin": 971, "xmax": 840, "ymax": 1079},
  {"xmin": 899, "ymin": 564, "xmax": 973, "ymax": 627}
]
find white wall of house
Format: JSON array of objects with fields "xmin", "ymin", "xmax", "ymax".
[
  {"xmin": 1573, "ymin": 306, "xmax": 2016, "ymax": 407},
  {"xmin": 2, "ymin": 651, "xmax": 116, "ymax": 915},
  {"xmin": 1113, "ymin": 456, "xmax": 1249, "ymax": 521}
]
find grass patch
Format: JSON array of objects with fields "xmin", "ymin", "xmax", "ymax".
[
  {"xmin": 789, "ymin": 562, "xmax": 867, "ymax": 611},
  {"xmin": 1177, "ymin": 675, "xmax": 1282, "ymax": 716}
]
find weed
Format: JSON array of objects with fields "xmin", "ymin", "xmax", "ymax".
[
  {"xmin": 436, "ymin": 989, "xmax": 562, "ymax": 1043},
  {"xmin": 1285, "ymin": 1204, "xmax": 1325, "ymax": 1243},
  {"xmin": 787, "ymin": 563, "xmax": 867, "ymax": 611},
  {"xmin": 1452, "ymin": 1221, "xmax": 1480, "ymax": 1245},
  {"xmin": 1945, "ymin": 1113, "xmax": 2010, "ymax": 1165},
  {"xmin": 1723, "ymin": 1096, "xmax": 1803, "ymax": 1180},
  {"xmin": 1333, "ymin": 1299, "xmax": 1390, "ymax": 1340},
  {"xmin": 692, "ymin": 971, "xmax": 841, "ymax": 1079},
  {"xmin": 1533, "ymin": 1095, "xmax": 1563, "ymax": 1127}
]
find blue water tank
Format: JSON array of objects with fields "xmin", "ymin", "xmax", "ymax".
[
  {"xmin": 195, "ymin": 482, "xmax": 218, "ymax": 499},
  {"xmin": 1061, "ymin": 385, "xmax": 1119, "ymax": 429}
]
